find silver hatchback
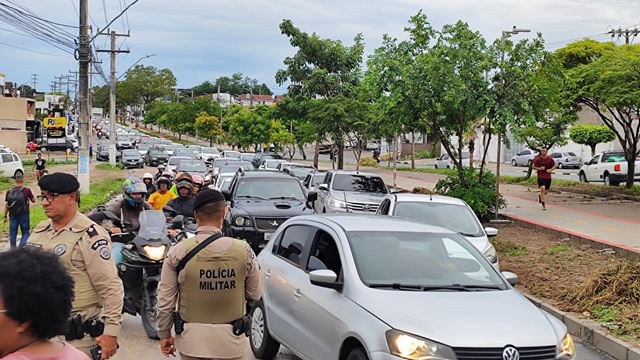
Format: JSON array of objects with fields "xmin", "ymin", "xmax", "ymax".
[{"xmin": 251, "ymin": 215, "xmax": 575, "ymax": 360}]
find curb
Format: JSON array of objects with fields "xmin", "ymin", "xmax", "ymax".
[{"xmin": 522, "ymin": 293, "xmax": 639, "ymax": 360}]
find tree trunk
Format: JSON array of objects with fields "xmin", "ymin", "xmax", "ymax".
[
  {"xmin": 626, "ymin": 155, "xmax": 636, "ymax": 189},
  {"xmin": 411, "ymin": 131, "xmax": 416, "ymax": 170},
  {"xmin": 298, "ymin": 144, "xmax": 307, "ymax": 160},
  {"xmin": 479, "ymin": 125, "xmax": 492, "ymax": 182},
  {"xmin": 526, "ymin": 161, "xmax": 534, "ymax": 179},
  {"xmin": 313, "ymin": 141, "xmax": 319, "ymax": 169},
  {"xmin": 590, "ymin": 145, "xmax": 596, "ymax": 157},
  {"xmin": 209, "ymin": 137, "xmax": 213, "ymax": 147},
  {"xmin": 338, "ymin": 143, "xmax": 344, "ymax": 170},
  {"xmin": 178, "ymin": 132, "xmax": 182, "ymax": 140},
  {"xmin": 468, "ymin": 139, "xmax": 475, "ymax": 170}
]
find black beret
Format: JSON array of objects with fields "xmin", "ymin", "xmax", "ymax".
[
  {"xmin": 193, "ymin": 189, "xmax": 225, "ymax": 212},
  {"xmin": 38, "ymin": 173, "xmax": 80, "ymax": 194}
]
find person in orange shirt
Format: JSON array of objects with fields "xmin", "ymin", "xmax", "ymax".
[{"xmin": 148, "ymin": 177, "xmax": 176, "ymax": 211}]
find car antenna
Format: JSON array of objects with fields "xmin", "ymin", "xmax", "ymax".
[{"xmin": 343, "ymin": 192, "xmax": 351, "ymax": 213}]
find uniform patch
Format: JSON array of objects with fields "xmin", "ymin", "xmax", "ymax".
[
  {"xmin": 99, "ymin": 247, "xmax": 111, "ymax": 260},
  {"xmin": 53, "ymin": 244, "xmax": 67, "ymax": 256},
  {"xmin": 91, "ymin": 239, "xmax": 108, "ymax": 250},
  {"xmin": 86, "ymin": 226, "xmax": 99, "ymax": 238}
]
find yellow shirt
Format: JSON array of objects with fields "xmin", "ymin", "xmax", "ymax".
[{"xmin": 148, "ymin": 190, "xmax": 177, "ymax": 210}]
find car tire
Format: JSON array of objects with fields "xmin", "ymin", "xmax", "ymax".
[
  {"xmin": 511, "ymin": 159, "xmax": 517, "ymax": 166},
  {"xmin": 40, "ymin": 147, "xmax": 47, "ymax": 152},
  {"xmin": 346, "ymin": 347, "xmax": 369, "ymax": 360},
  {"xmin": 579, "ymin": 172, "xmax": 588, "ymax": 182},
  {"xmin": 527, "ymin": 159, "xmax": 532, "ymax": 167},
  {"xmin": 604, "ymin": 173, "xmax": 611, "ymax": 186},
  {"xmin": 14, "ymin": 169, "xmax": 23, "ymax": 178},
  {"xmin": 249, "ymin": 299, "xmax": 280, "ymax": 359},
  {"xmin": 558, "ymin": 163, "xmax": 564, "ymax": 169},
  {"xmin": 434, "ymin": 164, "xmax": 438, "ymax": 169}
]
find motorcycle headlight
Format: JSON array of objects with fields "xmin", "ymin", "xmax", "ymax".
[
  {"xmin": 483, "ymin": 245, "xmax": 498, "ymax": 264},
  {"xmin": 205, "ymin": 173, "xmax": 212, "ymax": 181},
  {"xmin": 557, "ymin": 333, "xmax": 575, "ymax": 359},
  {"xmin": 234, "ymin": 216, "xmax": 252, "ymax": 227},
  {"xmin": 329, "ymin": 198, "xmax": 347, "ymax": 209},
  {"xmin": 143, "ymin": 245, "xmax": 166, "ymax": 261},
  {"xmin": 385, "ymin": 329, "xmax": 456, "ymax": 359}
]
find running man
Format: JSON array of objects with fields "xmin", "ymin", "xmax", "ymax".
[{"xmin": 532, "ymin": 148, "xmax": 556, "ymax": 210}]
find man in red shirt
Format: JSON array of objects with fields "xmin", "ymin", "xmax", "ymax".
[
  {"xmin": 3, "ymin": 175, "xmax": 36, "ymax": 246},
  {"xmin": 532, "ymin": 148, "xmax": 556, "ymax": 210}
]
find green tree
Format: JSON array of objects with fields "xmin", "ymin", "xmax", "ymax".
[
  {"xmin": 569, "ymin": 124, "xmax": 616, "ymax": 157},
  {"xmin": 227, "ymin": 108, "xmax": 271, "ymax": 150},
  {"xmin": 119, "ymin": 65, "xmax": 177, "ymax": 106},
  {"xmin": 213, "ymin": 73, "xmax": 272, "ymax": 95},
  {"xmin": 195, "ymin": 112, "xmax": 223, "ymax": 146}
]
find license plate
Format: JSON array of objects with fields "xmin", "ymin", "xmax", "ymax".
[{"xmin": 264, "ymin": 232, "xmax": 274, "ymax": 241}]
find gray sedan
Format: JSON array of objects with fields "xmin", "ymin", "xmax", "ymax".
[{"xmin": 251, "ymin": 215, "xmax": 575, "ymax": 360}]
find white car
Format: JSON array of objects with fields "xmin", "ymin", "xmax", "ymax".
[
  {"xmin": 201, "ymin": 147, "xmax": 221, "ymax": 163},
  {"xmin": 260, "ymin": 159, "xmax": 288, "ymax": 170},
  {"xmin": 435, "ymin": 152, "xmax": 470, "ymax": 169},
  {"xmin": 166, "ymin": 156, "xmax": 191, "ymax": 173},
  {"xmin": 511, "ymin": 149, "xmax": 538, "ymax": 167},
  {"xmin": 0, "ymin": 147, "xmax": 24, "ymax": 179}
]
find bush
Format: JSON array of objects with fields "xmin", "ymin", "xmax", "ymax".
[
  {"xmin": 358, "ymin": 157, "xmax": 379, "ymax": 168},
  {"xmin": 434, "ymin": 169, "xmax": 506, "ymax": 221},
  {"xmin": 415, "ymin": 149, "xmax": 437, "ymax": 159}
]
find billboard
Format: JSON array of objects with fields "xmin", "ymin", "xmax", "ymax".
[
  {"xmin": 44, "ymin": 94, "xmax": 65, "ymax": 105},
  {"xmin": 44, "ymin": 117, "xmax": 67, "ymax": 128}
]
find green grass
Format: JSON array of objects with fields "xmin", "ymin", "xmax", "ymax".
[
  {"xmin": 136, "ymin": 127, "xmax": 160, "ymax": 138},
  {"xmin": 490, "ymin": 237, "xmax": 528, "ymax": 256},
  {"xmin": 0, "ymin": 176, "xmax": 14, "ymax": 193},
  {"xmin": 548, "ymin": 244, "xmax": 572, "ymax": 255},
  {"xmin": 22, "ymin": 159, "xmax": 77, "ymax": 167},
  {"xmin": 591, "ymin": 305, "xmax": 619, "ymax": 323},
  {"xmin": 0, "ymin": 178, "xmax": 124, "ymax": 234},
  {"xmin": 389, "ymin": 166, "xmax": 457, "ymax": 176},
  {"xmin": 96, "ymin": 162, "xmax": 124, "ymax": 170}
]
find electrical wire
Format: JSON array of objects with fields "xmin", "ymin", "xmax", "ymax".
[{"xmin": 0, "ymin": 40, "xmax": 70, "ymax": 56}]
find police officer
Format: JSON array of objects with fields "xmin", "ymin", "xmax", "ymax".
[
  {"xmin": 156, "ymin": 189, "xmax": 262, "ymax": 360},
  {"xmin": 28, "ymin": 173, "xmax": 124, "ymax": 360}
]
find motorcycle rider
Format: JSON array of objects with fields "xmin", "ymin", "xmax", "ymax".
[
  {"xmin": 104, "ymin": 178, "xmax": 153, "ymax": 234},
  {"xmin": 170, "ymin": 172, "xmax": 192, "ymax": 196},
  {"xmin": 192, "ymin": 175, "xmax": 205, "ymax": 194},
  {"xmin": 142, "ymin": 173, "xmax": 156, "ymax": 200},
  {"xmin": 165, "ymin": 180, "xmax": 195, "ymax": 219},
  {"xmin": 148, "ymin": 176, "xmax": 176, "ymax": 211},
  {"xmin": 154, "ymin": 164, "xmax": 166, "ymax": 182}
]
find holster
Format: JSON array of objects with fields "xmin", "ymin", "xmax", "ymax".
[
  {"xmin": 173, "ymin": 312, "xmax": 185, "ymax": 335},
  {"xmin": 63, "ymin": 315, "xmax": 105, "ymax": 340},
  {"xmin": 232, "ymin": 315, "xmax": 252, "ymax": 337}
]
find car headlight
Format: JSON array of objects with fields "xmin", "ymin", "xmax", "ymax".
[
  {"xmin": 557, "ymin": 333, "xmax": 575, "ymax": 359},
  {"xmin": 385, "ymin": 329, "xmax": 456, "ymax": 359},
  {"xmin": 234, "ymin": 216, "xmax": 253, "ymax": 227},
  {"xmin": 143, "ymin": 245, "xmax": 166, "ymax": 261},
  {"xmin": 329, "ymin": 198, "xmax": 347, "ymax": 208},
  {"xmin": 484, "ymin": 245, "xmax": 498, "ymax": 264}
]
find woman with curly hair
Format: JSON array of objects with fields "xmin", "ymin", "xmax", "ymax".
[{"xmin": 0, "ymin": 246, "xmax": 89, "ymax": 359}]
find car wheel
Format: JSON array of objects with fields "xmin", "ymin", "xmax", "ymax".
[
  {"xmin": 527, "ymin": 159, "xmax": 532, "ymax": 167},
  {"xmin": 250, "ymin": 299, "xmax": 280, "ymax": 359},
  {"xmin": 579, "ymin": 172, "xmax": 588, "ymax": 182},
  {"xmin": 558, "ymin": 163, "xmax": 564, "ymax": 169},
  {"xmin": 511, "ymin": 159, "xmax": 517, "ymax": 166},
  {"xmin": 14, "ymin": 169, "xmax": 23, "ymax": 178},
  {"xmin": 434, "ymin": 164, "xmax": 438, "ymax": 169},
  {"xmin": 604, "ymin": 173, "xmax": 611, "ymax": 186},
  {"xmin": 40, "ymin": 147, "xmax": 47, "ymax": 152},
  {"xmin": 346, "ymin": 347, "xmax": 369, "ymax": 360}
]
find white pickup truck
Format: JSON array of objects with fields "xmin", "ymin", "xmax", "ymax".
[{"xmin": 578, "ymin": 151, "xmax": 640, "ymax": 186}]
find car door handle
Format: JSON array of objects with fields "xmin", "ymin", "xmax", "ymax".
[
  {"xmin": 265, "ymin": 269, "xmax": 271, "ymax": 279},
  {"xmin": 293, "ymin": 289, "xmax": 302, "ymax": 300}
]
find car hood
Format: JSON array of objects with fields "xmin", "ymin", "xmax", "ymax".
[
  {"xmin": 338, "ymin": 191, "xmax": 387, "ymax": 204},
  {"xmin": 234, "ymin": 199, "xmax": 313, "ymax": 217},
  {"xmin": 353, "ymin": 289, "xmax": 562, "ymax": 348},
  {"xmin": 463, "ymin": 235, "xmax": 491, "ymax": 253}
]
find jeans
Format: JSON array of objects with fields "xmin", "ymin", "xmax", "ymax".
[{"xmin": 9, "ymin": 213, "xmax": 30, "ymax": 247}]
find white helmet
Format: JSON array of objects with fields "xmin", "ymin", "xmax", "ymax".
[{"xmin": 142, "ymin": 172, "xmax": 154, "ymax": 181}]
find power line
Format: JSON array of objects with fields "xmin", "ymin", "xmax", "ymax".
[
  {"xmin": 0, "ymin": 2, "xmax": 77, "ymax": 29},
  {"xmin": 0, "ymin": 40, "xmax": 69, "ymax": 57}
]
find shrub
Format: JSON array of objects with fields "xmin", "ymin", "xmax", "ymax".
[
  {"xmin": 434, "ymin": 169, "xmax": 506, "ymax": 220},
  {"xmin": 415, "ymin": 149, "xmax": 437, "ymax": 159},
  {"xmin": 358, "ymin": 157, "xmax": 379, "ymax": 168},
  {"xmin": 411, "ymin": 186, "xmax": 434, "ymax": 194}
]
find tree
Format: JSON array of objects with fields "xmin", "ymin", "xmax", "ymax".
[
  {"xmin": 195, "ymin": 112, "xmax": 223, "ymax": 146},
  {"xmin": 119, "ymin": 65, "xmax": 177, "ymax": 106},
  {"xmin": 191, "ymin": 81, "xmax": 217, "ymax": 96},
  {"xmin": 227, "ymin": 107, "xmax": 271, "ymax": 150},
  {"xmin": 214, "ymin": 73, "xmax": 273, "ymax": 96},
  {"xmin": 569, "ymin": 124, "xmax": 616, "ymax": 157},
  {"xmin": 559, "ymin": 41, "xmax": 640, "ymax": 188}
]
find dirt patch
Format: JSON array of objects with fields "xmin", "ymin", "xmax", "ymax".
[{"xmin": 493, "ymin": 223, "xmax": 640, "ymax": 346}]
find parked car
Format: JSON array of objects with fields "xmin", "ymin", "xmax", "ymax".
[
  {"xmin": 435, "ymin": 152, "xmax": 470, "ymax": 169},
  {"xmin": 222, "ymin": 170, "xmax": 316, "ymax": 252},
  {"xmin": 260, "ymin": 159, "xmax": 288, "ymax": 170},
  {"xmin": 175, "ymin": 159, "xmax": 213, "ymax": 184},
  {"xmin": 120, "ymin": 149, "xmax": 144, "ymax": 169},
  {"xmin": 578, "ymin": 151, "xmax": 640, "ymax": 186},
  {"xmin": 549, "ymin": 152, "xmax": 582, "ymax": 169},
  {"xmin": 511, "ymin": 149, "xmax": 538, "ymax": 167},
  {"xmin": 301, "ymin": 170, "xmax": 327, "ymax": 192},
  {"xmin": 166, "ymin": 156, "xmax": 191, "ymax": 173},
  {"xmin": 240, "ymin": 153, "xmax": 256, "ymax": 162},
  {"xmin": 250, "ymin": 214, "xmax": 575, "ymax": 360},
  {"xmin": 37, "ymin": 139, "xmax": 77, "ymax": 153},
  {"xmin": 376, "ymin": 193, "xmax": 499, "ymax": 268},
  {"xmin": 223, "ymin": 150, "xmax": 242, "ymax": 160},
  {"xmin": 252, "ymin": 153, "xmax": 283, "ymax": 169},
  {"xmin": 0, "ymin": 147, "xmax": 24, "ymax": 178},
  {"xmin": 144, "ymin": 146, "xmax": 170, "ymax": 166},
  {"xmin": 315, "ymin": 170, "xmax": 388, "ymax": 213},
  {"xmin": 201, "ymin": 147, "xmax": 222, "ymax": 163}
]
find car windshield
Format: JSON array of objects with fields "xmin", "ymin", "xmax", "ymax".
[
  {"xmin": 235, "ymin": 178, "xmax": 305, "ymax": 200},
  {"xmin": 265, "ymin": 160, "xmax": 286, "ymax": 168},
  {"xmin": 202, "ymin": 147, "xmax": 219, "ymax": 154},
  {"xmin": 174, "ymin": 149, "xmax": 195, "ymax": 157},
  {"xmin": 177, "ymin": 161, "xmax": 207, "ymax": 173},
  {"xmin": 332, "ymin": 174, "xmax": 388, "ymax": 193},
  {"xmin": 214, "ymin": 158, "xmax": 237, "ymax": 167},
  {"xmin": 137, "ymin": 143, "xmax": 152, "ymax": 151},
  {"xmin": 289, "ymin": 166, "xmax": 314, "ymax": 179},
  {"xmin": 393, "ymin": 202, "xmax": 484, "ymax": 237},
  {"xmin": 347, "ymin": 231, "xmax": 505, "ymax": 289},
  {"xmin": 219, "ymin": 164, "xmax": 251, "ymax": 174},
  {"xmin": 241, "ymin": 153, "xmax": 255, "ymax": 161},
  {"xmin": 122, "ymin": 150, "xmax": 139, "ymax": 157},
  {"xmin": 218, "ymin": 177, "xmax": 233, "ymax": 191},
  {"xmin": 149, "ymin": 149, "xmax": 168, "ymax": 156}
]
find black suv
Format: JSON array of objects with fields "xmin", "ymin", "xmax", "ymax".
[
  {"xmin": 251, "ymin": 153, "xmax": 282, "ymax": 169},
  {"xmin": 222, "ymin": 170, "xmax": 317, "ymax": 253}
]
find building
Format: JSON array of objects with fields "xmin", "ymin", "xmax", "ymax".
[
  {"xmin": 239, "ymin": 94, "xmax": 274, "ymax": 107},
  {"xmin": 212, "ymin": 93, "xmax": 238, "ymax": 107},
  {"xmin": 0, "ymin": 97, "xmax": 36, "ymax": 153}
]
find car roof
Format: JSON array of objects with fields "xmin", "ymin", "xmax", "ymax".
[
  {"xmin": 329, "ymin": 169, "xmax": 381, "ymax": 177},
  {"xmin": 239, "ymin": 170, "xmax": 298, "ymax": 179},
  {"xmin": 293, "ymin": 214, "xmax": 458, "ymax": 234},
  {"xmin": 388, "ymin": 193, "xmax": 468, "ymax": 206}
]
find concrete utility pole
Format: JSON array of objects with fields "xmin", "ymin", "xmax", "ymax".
[
  {"xmin": 97, "ymin": 30, "xmax": 130, "ymax": 166},
  {"xmin": 608, "ymin": 27, "xmax": 640, "ymax": 44},
  {"xmin": 77, "ymin": 0, "xmax": 91, "ymax": 193},
  {"xmin": 31, "ymin": 74, "xmax": 38, "ymax": 93}
]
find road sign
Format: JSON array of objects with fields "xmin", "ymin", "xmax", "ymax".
[{"xmin": 44, "ymin": 117, "xmax": 67, "ymax": 128}]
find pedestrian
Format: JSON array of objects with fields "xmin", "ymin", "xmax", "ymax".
[
  {"xmin": 532, "ymin": 148, "xmax": 556, "ymax": 210},
  {"xmin": 3, "ymin": 175, "xmax": 36, "ymax": 248},
  {"xmin": 28, "ymin": 173, "xmax": 124, "ymax": 359},
  {"xmin": 89, "ymin": 143, "xmax": 93, "ymax": 160},
  {"xmin": 33, "ymin": 152, "xmax": 46, "ymax": 181},
  {"xmin": 156, "ymin": 189, "xmax": 263, "ymax": 360},
  {"xmin": 0, "ymin": 246, "xmax": 89, "ymax": 359}
]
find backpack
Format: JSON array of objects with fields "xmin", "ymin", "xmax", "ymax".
[{"xmin": 7, "ymin": 187, "xmax": 27, "ymax": 215}]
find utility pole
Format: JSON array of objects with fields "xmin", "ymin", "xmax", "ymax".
[
  {"xmin": 97, "ymin": 30, "xmax": 130, "ymax": 166},
  {"xmin": 77, "ymin": 0, "xmax": 91, "ymax": 193},
  {"xmin": 69, "ymin": 70, "xmax": 79, "ymax": 113},
  {"xmin": 608, "ymin": 27, "xmax": 640, "ymax": 44},
  {"xmin": 31, "ymin": 74, "xmax": 38, "ymax": 93}
]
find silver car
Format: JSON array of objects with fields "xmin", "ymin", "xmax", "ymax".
[
  {"xmin": 377, "ymin": 193, "xmax": 499, "ymax": 269},
  {"xmin": 511, "ymin": 149, "xmax": 538, "ymax": 167},
  {"xmin": 251, "ymin": 215, "xmax": 575, "ymax": 360},
  {"xmin": 315, "ymin": 170, "xmax": 388, "ymax": 213},
  {"xmin": 550, "ymin": 152, "xmax": 582, "ymax": 169}
]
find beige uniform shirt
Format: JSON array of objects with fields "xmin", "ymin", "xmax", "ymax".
[
  {"xmin": 30, "ymin": 211, "xmax": 124, "ymax": 337},
  {"xmin": 156, "ymin": 226, "xmax": 263, "ymax": 359}
]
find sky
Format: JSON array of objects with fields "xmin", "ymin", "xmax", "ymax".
[{"xmin": 1, "ymin": 0, "xmax": 639, "ymax": 96}]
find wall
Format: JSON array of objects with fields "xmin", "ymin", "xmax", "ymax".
[
  {"xmin": 0, "ymin": 130, "xmax": 27, "ymax": 154},
  {"xmin": 400, "ymin": 143, "xmax": 435, "ymax": 158}
]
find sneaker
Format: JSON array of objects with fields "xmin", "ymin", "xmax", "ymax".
[{"xmin": 542, "ymin": 202, "xmax": 546, "ymax": 210}]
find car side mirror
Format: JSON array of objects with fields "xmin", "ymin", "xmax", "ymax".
[
  {"xmin": 309, "ymin": 269, "xmax": 343, "ymax": 291},
  {"xmin": 502, "ymin": 271, "xmax": 518, "ymax": 286},
  {"xmin": 484, "ymin": 227, "xmax": 498, "ymax": 237},
  {"xmin": 221, "ymin": 189, "xmax": 231, "ymax": 201},
  {"xmin": 306, "ymin": 191, "xmax": 318, "ymax": 203},
  {"xmin": 317, "ymin": 184, "xmax": 329, "ymax": 191}
]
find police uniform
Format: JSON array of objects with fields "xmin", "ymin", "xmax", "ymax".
[
  {"xmin": 28, "ymin": 173, "xmax": 124, "ymax": 356},
  {"xmin": 156, "ymin": 190, "xmax": 263, "ymax": 360}
]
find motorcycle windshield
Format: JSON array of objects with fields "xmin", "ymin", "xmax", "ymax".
[{"xmin": 138, "ymin": 210, "xmax": 167, "ymax": 240}]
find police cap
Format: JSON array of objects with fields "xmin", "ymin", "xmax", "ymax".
[
  {"xmin": 38, "ymin": 173, "xmax": 80, "ymax": 194},
  {"xmin": 193, "ymin": 189, "xmax": 225, "ymax": 212}
]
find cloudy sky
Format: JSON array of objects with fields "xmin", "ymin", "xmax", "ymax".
[{"xmin": 1, "ymin": 0, "xmax": 639, "ymax": 95}]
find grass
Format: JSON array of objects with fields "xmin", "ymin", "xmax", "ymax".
[
  {"xmin": 548, "ymin": 244, "xmax": 572, "ymax": 255},
  {"xmin": 490, "ymin": 237, "xmax": 528, "ymax": 256},
  {"xmin": 0, "ymin": 178, "xmax": 124, "ymax": 234},
  {"xmin": 96, "ymin": 162, "xmax": 124, "ymax": 170},
  {"xmin": 22, "ymin": 159, "xmax": 77, "ymax": 167},
  {"xmin": 386, "ymin": 166, "xmax": 457, "ymax": 176},
  {"xmin": 591, "ymin": 305, "xmax": 620, "ymax": 323}
]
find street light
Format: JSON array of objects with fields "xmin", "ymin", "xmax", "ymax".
[{"xmin": 495, "ymin": 26, "xmax": 531, "ymax": 220}]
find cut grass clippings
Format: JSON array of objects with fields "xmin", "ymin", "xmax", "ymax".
[{"xmin": 0, "ymin": 178, "xmax": 124, "ymax": 234}]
